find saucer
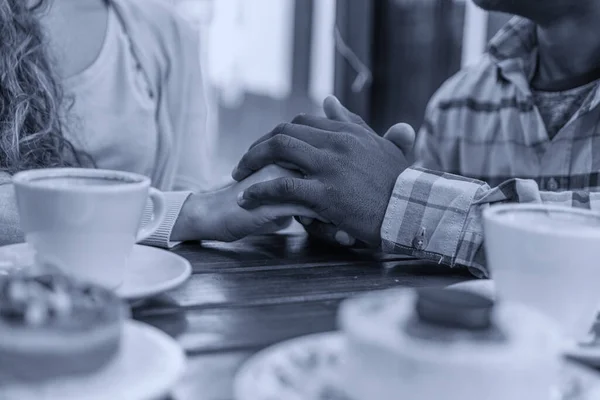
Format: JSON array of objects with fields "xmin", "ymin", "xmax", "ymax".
[
  {"xmin": 447, "ymin": 280, "xmax": 600, "ymax": 367},
  {"xmin": 0, "ymin": 320, "xmax": 186, "ymax": 400},
  {"xmin": 234, "ymin": 332, "xmax": 349, "ymax": 400},
  {"xmin": 234, "ymin": 331, "xmax": 600, "ymax": 400},
  {"xmin": 0, "ymin": 243, "xmax": 191, "ymax": 301},
  {"xmin": 116, "ymin": 245, "xmax": 191, "ymax": 300}
]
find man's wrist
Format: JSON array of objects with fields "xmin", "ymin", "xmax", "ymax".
[{"xmin": 371, "ymin": 171, "xmax": 404, "ymax": 246}]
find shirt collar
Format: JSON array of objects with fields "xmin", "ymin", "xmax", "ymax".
[
  {"xmin": 487, "ymin": 17, "xmax": 538, "ymax": 87},
  {"xmin": 487, "ymin": 17, "xmax": 600, "ymax": 111}
]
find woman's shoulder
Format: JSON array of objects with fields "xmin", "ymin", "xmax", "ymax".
[
  {"xmin": 111, "ymin": 0, "xmax": 194, "ymax": 48},
  {"xmin": 110, "ymin": 0, "xmax": 199, "ymax": 93},
  {"xmin": 111, "ymin": 0, "xmax": 180, "ymax": 24}
]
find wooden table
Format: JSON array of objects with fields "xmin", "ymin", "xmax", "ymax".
[
  {"xmin": 132, "ymin": 233, "xmax": 599, "ymax": 400},
  {"xmin": 131, "ymin": 233, "xmax": 473, "ymax": 399}
]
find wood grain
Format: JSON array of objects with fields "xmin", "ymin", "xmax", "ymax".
[{"xmin": 129, "ymin": 233, "xmax": 500, "ymax": 399}]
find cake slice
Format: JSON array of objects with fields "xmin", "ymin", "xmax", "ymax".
[
  {"xmin": 0, "ymin": 272, "xmax": 127, "ymax": 382},
  {"xmin": 338, "ymin": 288, "xmax": 563, "ymax": 400}
]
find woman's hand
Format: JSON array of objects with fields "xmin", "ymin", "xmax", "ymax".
[{"xmin": 174, "ymin": 165, "xmax": 325, "ymax": 242}]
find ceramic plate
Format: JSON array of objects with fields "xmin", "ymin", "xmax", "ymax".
[
  {"xmin": 0, "ymin": 320, "xmax": 186, "ymax": 400},
  {"xmin": 0, "ymin": 243, "xmax": 191, "ymax": 301},
  {"xmin": 234, "ymin": 331, "xmax": 600, "ymax": 400},
  {"xmin": 235, "ymin": 332, "xmax": 349, "ymax": 400},
  {"xmin": 115, "ymin": 245, "xmax": 191, "ymax": 300}
]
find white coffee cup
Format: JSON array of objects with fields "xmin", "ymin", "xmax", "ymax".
[
  {"xmin": 13, "ymin": 168, "xmax": 167, "ymax": 289},
  {"xmin": 483, "ymin": 204, "xmax": 600, "ymax": 340}
]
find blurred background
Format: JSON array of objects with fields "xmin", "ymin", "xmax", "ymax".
[{"xmin": 167, "ymin": 0, "xmax": 511, "ymax": 177}]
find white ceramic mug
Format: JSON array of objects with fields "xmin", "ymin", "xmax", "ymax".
[
  {"xmin": 13, "ymin": 168, "xmax": 167, "ymax": 289},
  {"xmin": 483, "ymin": 204, "xmax": 600, "ymax": 340}
]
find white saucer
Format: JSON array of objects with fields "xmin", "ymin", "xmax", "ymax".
[
  {"xmin": 234, "ymin": 331, "xmax": 600, "ymax": 400},
  {"xmin": 0, "ymin": 320, "xmax": 186, "ymax": 400},
  {"xmin": 0, "ymin": 243, "xmax": 191, "ymax": 301},
  {"xmin": 447, "ymin": 280, "xmax": 600, "ymax": 367},
  {"xmin": 116, "ymin": 245, "xmax": 191, "ymax": 300},
  {"xmin": 235, "ymin": 332, "xmax": 349, "ymax": 400}
]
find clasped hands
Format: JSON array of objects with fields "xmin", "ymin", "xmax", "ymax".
[{"xmin": 226, "ymin": 96, "xmax": 415, "ymax": 247}]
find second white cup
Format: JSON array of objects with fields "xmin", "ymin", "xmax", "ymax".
[{"xmin": 483, "ymin": 204, "xmax": 600, "ymax": 341}]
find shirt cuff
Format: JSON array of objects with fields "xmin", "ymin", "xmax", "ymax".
[
  {"xmin": 139, "ymin": 191, "xmax": 193, "ymax": 249},
  {"xmin": 380, "ymin": 167, "xmax": 486, "ymax": 275}
]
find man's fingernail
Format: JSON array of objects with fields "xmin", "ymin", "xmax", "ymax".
[
  {"xmin": 237, "ymin": 191, "xmax": 246, "ymax": 206},
  {"xmin": 299, "ymin": 217, "xmax": 313, "ymax": 226},
  {"xmin": 232, "ymin": 166, "xmax": 239, "ymax": 178},
  {"xmin": 335, "ymin": 231, "xmax": 353, "ymax": 246}
]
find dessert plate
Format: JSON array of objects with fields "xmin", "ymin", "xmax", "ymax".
[
  {"xmin": 0, "ymin": 243, "xmax": 191, "ymax": 301},
  {"xmin": 234, "ymin": 332, "xmax": 349, "ymax": 400},
  {"xmin": 234, "ymin": 331, "xmax": 600, "ymax": 400},
  {"xmin": 0, "ymin": 320, "xmax": 186, "ymax": 400},
  {"xmin": 447, "ymin": 280, "xmax": 600, "ymax": 367}
]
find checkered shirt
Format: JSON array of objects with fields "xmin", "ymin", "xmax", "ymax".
[{"xmin": 380, "ymin": 17, "xmax": 600, "ymax": 277}]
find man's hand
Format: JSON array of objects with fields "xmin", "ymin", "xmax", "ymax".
[
  {"xmin": 232, "ymin": 97, "xmax": 411, "ymax": 246},
  {"xmin": 299, "ymin": 97, "xmax": 415, "ymax": 247}
]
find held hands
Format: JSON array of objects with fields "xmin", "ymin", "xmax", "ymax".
[
  {"xmin": 298, "ymin": 97, "xmax": 416, "ymax": 247},
  {"xmin": 232, "ymin": 96, "xmax": 413, "ymax": 247},
  {"xmin": 193, "ymin": 165, "xmax": 326, "ymax": 242}
]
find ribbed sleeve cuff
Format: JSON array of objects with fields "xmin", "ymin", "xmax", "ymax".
[{"xmin": 139, "ymin": 191, "xmax": 193, "ymax": 249}]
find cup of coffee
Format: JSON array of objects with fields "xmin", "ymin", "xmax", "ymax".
[
  {"xmin": 483, "ymin": 204, "xmax": 600, "ymax": 340},
  {"xmin": 12, "ymin": 168, "xmax": 167, "ymax": 289}
]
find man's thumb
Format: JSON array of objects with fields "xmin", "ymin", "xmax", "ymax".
[
  {"xmin": 323, "ymin": 95, "xmax": 374, "ymax": 132},
  {"xmin": 323, "ymin": 95, "xmax": 351, "ymax": 122},
  {"xmin": 383, "ymin": 123, "xmax": 416, "ymax": 154}
]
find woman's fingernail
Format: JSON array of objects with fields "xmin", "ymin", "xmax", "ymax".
[{"xmin": 335, "ymin": 231, "xmax": 353, "ymax": 246}]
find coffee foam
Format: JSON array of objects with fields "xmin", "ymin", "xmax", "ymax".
[
  {"xmin": 29, "ymin": 176, "xmax": 137, "ymax": 188},
  {"xmin": 494, "ymin": 208, "xmax": 600, "ymax": 235}
]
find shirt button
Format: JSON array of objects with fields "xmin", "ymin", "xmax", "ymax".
[
  {"xmin": 547, "ymin": 178, "xmax": 559, "ymax": 191},
  {"xmin": 412, "ymin": 227, "xmax": 428, "ymax": 250}
]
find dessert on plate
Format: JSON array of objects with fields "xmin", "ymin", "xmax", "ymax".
[
  {"xmin": 0, "ymin": 272, "xmax": 127, "ymax": 382},
  {"xmin": 338, "ymin": 287, "xmax": 563, "ymax": 400}
]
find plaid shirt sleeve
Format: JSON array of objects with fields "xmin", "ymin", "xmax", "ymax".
[{"xmin": 381, "ymin": 169, "xmax": 600, "ymax": 278}]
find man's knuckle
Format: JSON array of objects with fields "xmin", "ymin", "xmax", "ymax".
[
  {"xmin": 280, "ymin": 177, "xmax": 296, "ymax": 195},
  {"xmin": 291, "ymin": 113, "xmax": 308, "ymax": 125},
  {"xmin": 322, "ymin": 184, "xmax": 335, "ymax": 197},
  {"xmin": 332, "ymin": 134, "xmax": 352, "ymax": 151},
  {"xmin": 274, "ymin": 122, "xmax": 291, "ymax": 135},
  {"xmin": 272, "ymin": 134, "xmax": 293, "ymax": 150},
  {"xmin": 268, "ymin": 135, "xmax": 281, "ymax": 151}
]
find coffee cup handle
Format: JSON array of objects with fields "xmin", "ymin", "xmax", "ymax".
[{"xmin": 136, "ymin": 188, "xmax": 167, "ymax": 243}]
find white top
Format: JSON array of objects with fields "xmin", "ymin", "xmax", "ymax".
[
  {"xmin": 0, "ymin": 0, "xmax": 220, "ymax": 248},
  {"xmin": 63, "ymin": 6, "xmax": 160, "ymax": 179}
]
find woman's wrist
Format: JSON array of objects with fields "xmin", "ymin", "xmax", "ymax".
[{"xmin": 171, "ymin": 192, "xmax": 218, "ymax": 241}]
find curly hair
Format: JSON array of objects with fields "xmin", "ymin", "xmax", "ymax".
[{"xmin": 0, "ymin": 0, "xmax": 91, "ymax": 174}]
